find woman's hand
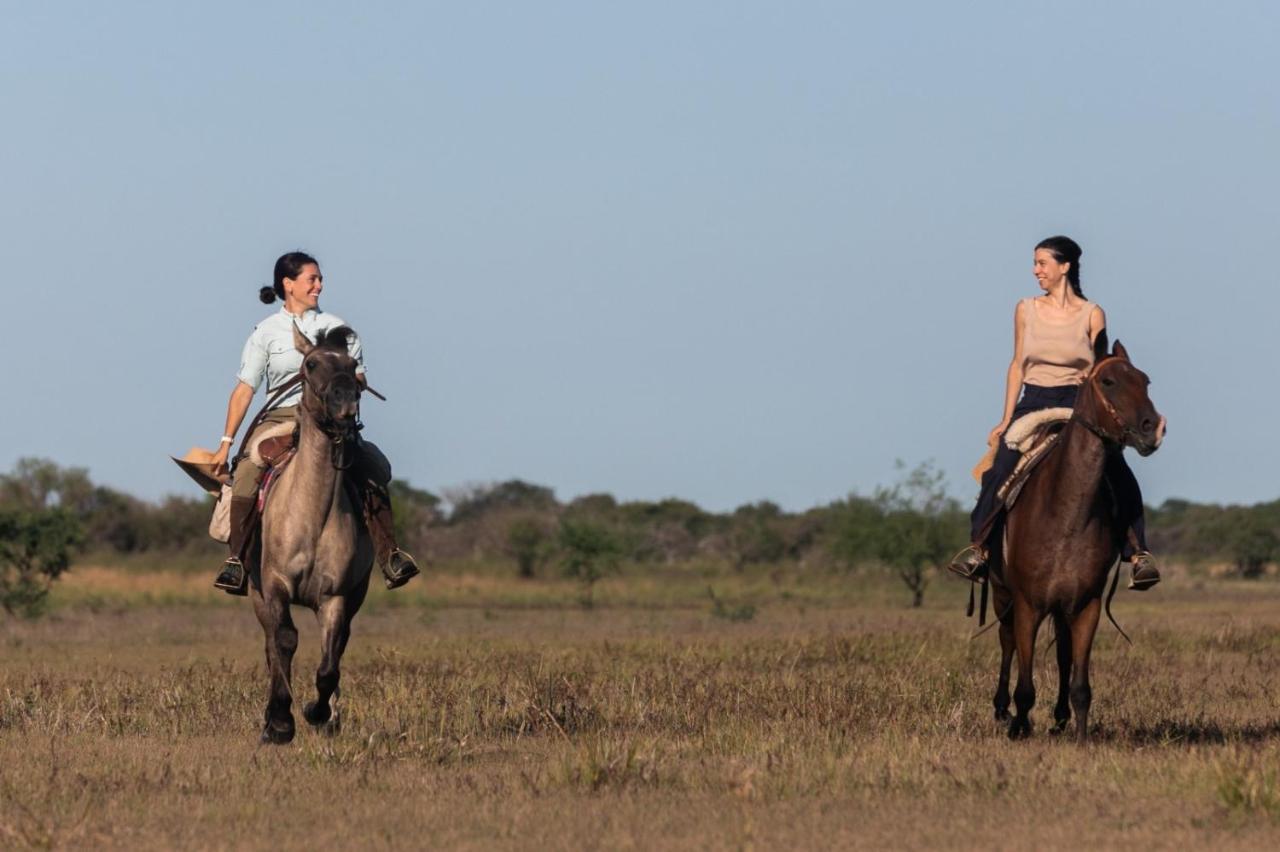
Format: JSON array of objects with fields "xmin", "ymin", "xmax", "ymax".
[
  {"xmin": 211, "ymin": 443, "xmax": 230, "ymax": 478},
  {"xmin": 987, "ymin": 421, "xmax": 1010, "ymax": 448}
]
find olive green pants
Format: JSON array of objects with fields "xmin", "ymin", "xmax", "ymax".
[{"xmin": 230, "ymin": 406, "xmax": 300, "ymax": 500}]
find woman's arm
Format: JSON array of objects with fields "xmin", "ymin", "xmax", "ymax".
[
  {"xmin": 211, "ymin": 381, "xmax": 256, "ymax": 473},
  {"xmin": 988, "ymin": 301, "xmax": 1028, "ymax": 447},
  {"xmin": 1089, "ymin": 304, "xmax": 1106, "ymax": 345}
]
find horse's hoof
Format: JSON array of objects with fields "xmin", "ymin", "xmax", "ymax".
[
  {"xmin": 260, "ymin": 718, "xmax": 295, "ymax": 745},
  {"xmin": 1007, "ymin": 718, "xmax": 1032, "ymax": 740},
  {"xmin": 994, "ymin": 707, "xmax": 1011, "ymax": 723},
  {"xmin": 303, "ymin": 700, "xmax": 331, "ymax": 727},
  {"xmin": 1050, "ymin": 717, "xmax": 1070, "ymax": 735}
]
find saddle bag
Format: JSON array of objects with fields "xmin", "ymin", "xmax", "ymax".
[{"xmin": 209, "ymin": 483, "xmax": 233, "ymax": 543}]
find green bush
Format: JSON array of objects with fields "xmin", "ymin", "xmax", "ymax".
[
  {"xmin": 0, "ymin": 507, "xmax": 83, "ymax": 618},
  {"xmin": 558, "ymin": 518, "xmax": 622, "ymax": 607}
]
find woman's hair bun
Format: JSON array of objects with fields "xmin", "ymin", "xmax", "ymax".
[{"xmin": 259, "ymin": 286, "xmax": 278, "ymax": 304}]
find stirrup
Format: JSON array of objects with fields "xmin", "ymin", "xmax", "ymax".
[
  {"xmin": 1127, "ymin": 551, "xmax": 1160, "ymax": 591},
  {"xmin": 214, "ymin": 557, "xmax": 249, "ymax": 596},
  {"xmin": 947, "ymin": 545, "xmax": 989, "ymax": 583},
  {"xmin": 382, "ymin": 549, "xmax": 420, "ymax": 590}
]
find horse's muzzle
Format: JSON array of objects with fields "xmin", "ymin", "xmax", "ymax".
[
  {"xmin": 325, "ymin": 378, "xmax": 361, "ymax": 425},
  {"xmin": 1133, "ymin": 413, "xmax": 1166, "ymax": 457}
]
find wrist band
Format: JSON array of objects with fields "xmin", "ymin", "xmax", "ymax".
[{"xmin": 220, "ymin": 436, "xmax": 234, "ymax": 444}]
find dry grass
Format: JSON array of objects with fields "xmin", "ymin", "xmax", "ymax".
[{"xmin": 3, "ymin": 566, "xmax": 1280, "ymax": 849}]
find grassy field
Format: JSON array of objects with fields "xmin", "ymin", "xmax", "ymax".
[{"xmin": 3, "ymin": 562, "xmax": 1280, "ymax": 849}]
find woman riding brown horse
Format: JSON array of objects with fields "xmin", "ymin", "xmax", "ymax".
[
  {"xmin": 991, "ymin": 340, "xmax": 1163, "ymax": 740},
  {"xmin": 949, "ymin": 236, "xmax": 1160, "ymax": 591}
]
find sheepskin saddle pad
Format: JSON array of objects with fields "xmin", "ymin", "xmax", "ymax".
[
  {"xmin": 996, "ymin": 407, "xmax": 1074, "ymax": 508},
  {"xmin": 248, "ymin": 422, "xmax": 298, "ymax": 513},
  {"xmin": 248, "ymin": 421, "xmax": 297, "ymax": 468}
]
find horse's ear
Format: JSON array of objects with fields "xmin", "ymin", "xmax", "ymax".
[
  {"xmin": 1112, "ymin": 340, "xmax": 1130, "ymax": 361},
  {"xmin": 1093, "ymin": 328, "xmax": 1109, "ymax": 363},
  {"xmin": 292, "ymin": 322, "xmax": 314, "ymax": 355}
]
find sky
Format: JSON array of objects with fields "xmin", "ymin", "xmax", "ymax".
[{"xmin": 1, "ymin": 1, "xmax": 1276, "ymax": 512}]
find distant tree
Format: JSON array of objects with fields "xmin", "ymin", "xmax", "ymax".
[
  {"xmin": 831, "ymin": 461, "xmax": 965, "ymax": 607},
  {"xmin": 390, "ymin": 479, "xmax": 444, "ymax": 555},
  {"xmin": 506, "ymin": 516, "xmax": 553, "ymax": 578},
  {"xmin": 1229, "ymin": 513, "xmax": 1278, "ymax": 578},
  {"xmin": 825, "ymin": 495, "xmax": 887, "ymax": 567},
  {"xmin": 0, "ymin": 458, "xmax": 94, "ymax": 513},
  {"xmin": 558, "ymin": 518, "xmax": 621, "ymax": 608},
  {"xmin": 727, "ymin": 501, "xmax": 787, "ymax": 570},
  {"xmin": 0, "ymin": 507, "xmax": 83, "ymax": 618},
  {"xmin": 565, "ymin": 493, "xmax": 618, "ymax": 517},
  {"xmin": 616, "ymin": 498, "xmax": 714, "ymax": 563},
  {"xmin": 447, "ymin": 480, "xmax": 556, "ymax": 524}
]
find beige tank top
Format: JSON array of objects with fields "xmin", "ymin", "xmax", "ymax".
[{"xmin": 1021, "ymin": 297, "xmax": 1097, "ymax": 387}]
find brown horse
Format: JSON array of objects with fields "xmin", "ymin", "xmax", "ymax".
[
  {"xmin": 990, "ymin": 340, "xmax": 1163, "ymax": 741},
  {"xmin": 251, "ymin": 324, "xmax": 375, "ymax": 745}
]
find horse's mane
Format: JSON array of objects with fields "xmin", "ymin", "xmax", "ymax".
[{"xmin": 314, "ymin": 325, "xmax": 355, "ymax": 352}]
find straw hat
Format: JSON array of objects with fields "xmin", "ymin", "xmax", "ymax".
[
  {"xmin": 971, "ymin": 443, "xmax": 997, "ymax": 484},
  {"xmin": 171, "ymin": 447, "xmax": 231, "ymax": 495}
]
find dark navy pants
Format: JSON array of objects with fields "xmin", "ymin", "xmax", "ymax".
[{"xmin": 970, "ymin": 384, "xmax": 1147, "ymax": 558}]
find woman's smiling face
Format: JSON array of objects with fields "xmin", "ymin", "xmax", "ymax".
[
  {"xmin": 1033, "ymin": 248, "xmax": 1069, "ymax": 292},
  {"xmin": 284, "ymin": 263, "xmax": 323, "ymax": 310}
]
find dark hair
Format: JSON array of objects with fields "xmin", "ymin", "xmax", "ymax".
[
  {"xmin": 1035, "ymin": 236, "xmax": 1083, "ymax": 298},
  {"xmin": 259, "ymin": 251, "xmax": 320, "ymax": 304}
]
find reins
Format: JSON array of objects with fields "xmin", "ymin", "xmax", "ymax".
[
  {"xmin": 1071, "ymin": 358, "xmax": 1125, "ymax": 444},
  {"xmin": 1072, "ymin": 356, "xmax": 1148, "ymax": 448},
  {"xmin": 234, "ymin": 370, "xmax": 386, "ymax": 471},
  {"xmin": 234, "ymin": 374, "xmax": 305, "ymax": 463}
]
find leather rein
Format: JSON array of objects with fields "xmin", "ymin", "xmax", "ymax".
[{"xmin": 234, "ymin": 371, "xmax": 386, "ymax": 472}]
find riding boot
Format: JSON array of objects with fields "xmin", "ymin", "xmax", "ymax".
[
  {"xmin": 947, "ymin": 544, "xmax": 989, "ymax": 583},
  {"xmin": 213, "ymin": 496, "xmax": 257, "ymax": 596},
  {"xmin": 362, "ymin": 482, "xmax": 420, "ymax": 589},
  {"xmin": 1121, "ymin": 527, "xmax": 1160, "ymax": 591}
]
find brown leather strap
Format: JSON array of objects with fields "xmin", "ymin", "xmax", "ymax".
[
  {"xmin": 234, "ymin": 372, "xmax": 387, "ymax": 463},
  {"xmin": 234, "ymin": 374, "xmax": 304, "ymax": 462}
]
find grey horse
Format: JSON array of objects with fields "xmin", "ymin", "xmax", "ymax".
[{"xmin": 251, "ymin": 323, "xmax": 375, "ymax": 745}]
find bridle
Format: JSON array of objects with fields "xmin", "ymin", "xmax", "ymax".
[
  {"xmin": 234, "ymin": 366, "xmax": 386, "ymax": 473},
  {"xmin": 1073, "ymin": 356, "xmax": 1140, "ymax": 447},
  {"xmin": 299, "ymin": 357, "xmax": 387, "ymax": 470}
]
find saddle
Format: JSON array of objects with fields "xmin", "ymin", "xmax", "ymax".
[
  {"xmin": 995, "ymin": 407, "xmax": 1074, "ymax": 508},
  {"xmin": 247, "ymin": 422, "xmax": 299, "ymax": 512}
]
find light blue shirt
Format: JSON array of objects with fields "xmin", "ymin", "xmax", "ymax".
[{"xmin": 237, "ymin": 308, "xmax": 366, "ymax": 408}]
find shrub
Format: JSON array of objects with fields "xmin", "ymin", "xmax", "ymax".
[
  {"xmin": 558, "ymin": 518, "xmax": 622, "ymax": 608},
  {"xmin": 0, "ymin": 507, "xmax": 83, "ymax": 618}
]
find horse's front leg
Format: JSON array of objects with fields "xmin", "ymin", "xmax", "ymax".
[
  {"xmin": 993, "ymin": 587, "xmax": 1014, "ymax": 722},
  {"xmin": 1068, "ymin": 597, "xmax": 1103, "ymax": 742},
  {"xmin": 1009, "ymin": 596, "xmax": 1043, "ymax": 740},
  {"xmin": 1051, "ymin": 613, "xmax": 1073, "ymax": 733},
  {"xmin": 304, "ymin": 596, "xmax": 352, "ymax": 733},
  {"xmin": 254, "ymin": 581, "xmax": 298, "ymax": 745}
]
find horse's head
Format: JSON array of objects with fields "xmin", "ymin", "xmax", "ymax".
[
  {"xmin": 293, "ymin": 323, "xmax": 362, "ymax": 436},
  {"xmin": 1077, "ymin": 340, "xmax": 1165, "ymax": 457}
]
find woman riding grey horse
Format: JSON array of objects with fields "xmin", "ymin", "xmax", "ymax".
[{"xmin": 209, "ymin": 250, "xmax": 419, "ymax": 594}]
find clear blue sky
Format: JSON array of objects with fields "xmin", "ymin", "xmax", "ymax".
[{"xmin": 1, "ymin": 1, "xmax": 1275, "ymax": 511}]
